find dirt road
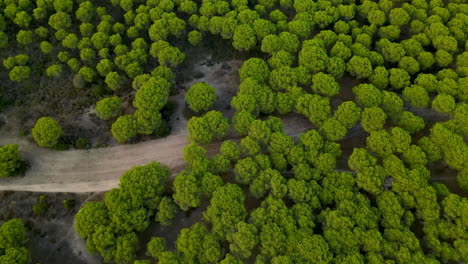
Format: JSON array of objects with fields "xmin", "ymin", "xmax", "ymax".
[
  {"xmin": 0, "ymin": 112, "xmax": 314, "ymax": 193},
  {"xmin": 0, "ymin": 131, "xmax": 188, "ymax": 192}
]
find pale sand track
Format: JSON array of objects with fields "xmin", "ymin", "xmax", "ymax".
[
  {"xmin": 0, "ymin": 131, "xmax": 188, "ymax": 192},
  {"xmin": 0, "ymin": 113, "xmax": 313, "ymax": 193}
]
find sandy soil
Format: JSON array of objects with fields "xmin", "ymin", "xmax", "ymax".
[{"xmin": 0, "ymin": 131, "xmax": 188, "ymax": 192}]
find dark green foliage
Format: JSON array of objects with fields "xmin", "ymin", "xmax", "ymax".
[
  {"xmin": 63, "ymin": 199, "xmax": 76, "ymax": 210},
  {"xmin": 33, "ymin": 195, "xmax": 48, "ymax": 216}
]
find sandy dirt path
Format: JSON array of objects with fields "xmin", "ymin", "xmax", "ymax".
[
  {"xmin": 0, "ymin": 113, "xmax": 313, "ymax": 193},
  {"xmin": 0, "ymin": 131, "xmax": 188, "ymax": 192}
]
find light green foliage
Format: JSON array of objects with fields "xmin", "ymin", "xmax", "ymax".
[
  {"xmin": 40, "ymin": 41, "xmax": 52, "ymax": 54},
  {"xmin": 13, "ymin": 0, "xmax": 465, "ymax": 262},
  {"xmin": 269, "ymin": 66, "xmax": 298, "ymax": 91},
  {"xmin": 389, "ymin": 68, "xmax": 411, "ymax": 89},
  {"xmin": 201, "ymin": 172, "xmax": 223, "ymax": 197},
  {"xmin": 147, "ymin": 237, "xmax": 167, "ymax": 259},
  {"xmin": 75, "ymin": 201, "xmax": 110, "ymax": 239},
  {"xmin": 368, "ymin": 9, "xmax": 386, "ymax": 26},
  {"xmin": 95, "ymin": 96, "xmax": 122, "ymax": 120},
  {"xmin": 391, "ymin": 127, "xmax": 411, "ymax": 153},
  {"xmin": 402, "ymin": 85, "xmax": 430, "ymax": 108},
  {"xmin": 188, "ymin": 30, "xmax": 202, "ymax": 46},
  {"xmin": 3, "ymin": 57, "xmax": 16, "ymax": 70},
  {"xmin": 326, "ymin": 56, "xmax": 346, "ymax": 78},
  {"xmin": 253, "ymin": 19, "xmax": 276, "ymax": 40},
  {"xmin": 32, "ymin": 117, "xmax": 63, "ymax": 148},
  {"xmin": 48, "ymin": 12, "xmax": 72, "ymax": 30},
  {"xmin": 233, "ymin": 24, "xmax": 256, "ymax": 51},
  {"xmin": 111, "ymin": 115, "xmax": 138, "ymax": 143},
  {"xmin": 105, "ymin": 71, "xmax": 124, "ymax": 91},
  {"xmin": 221, "ymin": 140, "xmax": 240, "ymax": 162},
  {"xmin": 268, "ymin": 50, "xmax": 294, "ymax": 69},
  {"xmin": 187, "ymin": 111, "xmax": 229, "ymax": 145},
  {"xmin": 0, "ymin": 144, "xmax": 20, "ymax": 177},
  {"xmin": 46, "ymin": 64, "xmax": 62, "ymax": 78},
  {"xmin": 389, "ymin": 8, "xmax": 410, "ymax": 27},
  {"xmin": 381, "ymin": 42, "xmax": 405, "ymax": 63},
  {"xmin": 240, "ymin": 136, "xmax": 261, "ymax": 156},
  {"xmin": 437, "ymin": 78, "xmax": 458, "ymax": 96},
  {"xmin": 361, "ymin": 107, "xmax": 387, "ymax": 133},
  {"xmin": 227, "ymin": 222, "xmax": 258, "ymax": 259},
  {"xmin": 335, "ymin": 101, "xmax": 361, "ymax": 129},
  {"xmin": 16, "ymin": 30, "xmax": 33, "ymax": 46},
  {"xmin": 133, "ymin": 77, "xmax": 171, "ymax": 112},
  {"xmin": 78, "ymin": 67, "xmax": 96, "ymax": 83},
  {"xmin": 415, "ymin": 73, "xmax": 438, "ymax": 92},
  {"xmin": 299, "ymin": 45, "xmax": 328, "ymax": 73},
  {"xmin": 248, "ymin": 120, "xmax": 271, "ymax": 145},
  {"xmin": 347, "ymin": 56, "xmax": 373, "ymax": 79},
  {"xmin": 398, "ymin": 111, "xmax": 425, "ymax": 134},
  {"xmin": 296, "ymin": 94, "xmax": 331, "ymax": 126},
  {"xmin": 9, "ymin": 66, "xmax": 30, "ymax": 82},
  {"xmin": 399, "ymin": 56, "xmax": 420, "ymax": 75},
  {"xmin": 377, "ymin": 191, "xmax": 404, "ymax": 229},
  {"xmin": 367, "ymin": 130, "xmax": 394, "ymax": 157},
  {"xmin": 330, "ymin": 41, "xmax": 352, "ymax": 61},
  {"xmin": 435, "ymin": 50, "xmax": 453, "ymax": 67},
  {"xmin": 352, "ymin": 84, "xmax": 382, "ymax": 108},
  {"xmin": 432, "ymin": 94, "xmax": 456, "ymax": 114},
  {"xmin": 232, "ymin": 78, "xmax": 276, "ymax": 114},
  {"xmin": 203, "ymin": 184, "xmax": 247, "ymax": 238},
  {"xmin": 369, "ymin": 66, "xmax": 389, "ymax": 90},
  {"xmin": 320, "ymin": 118, "xmax": 347, "ymax": 141},
  {"xmin": 311, "ymin": 72, "xmax": 340, "ymax": 97},
  {"xmin": 417, "ymin": 137, "xmax": 441, "ymax": 163},
  {"xmin": 239, "ymin": 58, "xmax": 270, "ymax": 83},
  {"xmin": 0, "ymin": 219, "xmax": 29, "ymax": 261},
  {"xmin": 232, "ymin": 110, "xmax": 255, "ymax": 136},
  {"xmin": 402, "ymin": 145, "xmax": 427, "ymax": 167},
  {"xmin": 234, "ymin": 157, "xmax": 258, "ymax": 184},
  {"xmin": 152, "ymin": 66, "xmax": 175, "ymax": 83},
  {"xmin": 173, "ymin": 172, "xmax": 201, "ymax": 211},
  {"xmin": 185, "ymin": 82, "xmax": 216, "ymax": 113},
  {"xmin": 96, "ymin": 59, "xmax": 114, "ymax": 77}
]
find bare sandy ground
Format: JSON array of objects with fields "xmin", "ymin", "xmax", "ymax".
[{"xmin": 0, "ymin": 131, "xmax": 188, "ymax": 192}]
